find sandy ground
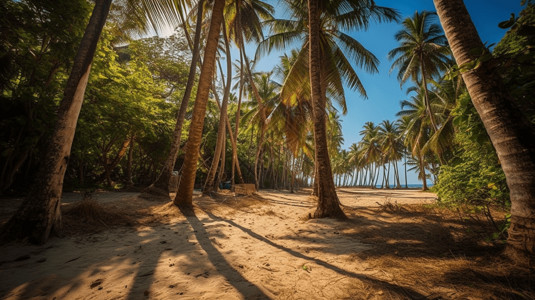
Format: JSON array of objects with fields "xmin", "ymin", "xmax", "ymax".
[{"xmin": 0, "ymin": 188, "xmax": 532, "ymax": 299}]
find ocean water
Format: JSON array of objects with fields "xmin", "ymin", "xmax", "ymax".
[{"xmin": 373, "ymin": 183, "xmax": 434, "ymax": 189}]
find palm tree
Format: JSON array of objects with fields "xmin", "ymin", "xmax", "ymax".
[
  {"xmin": 358, "ymin": 122, "xmax": 381, "ymax": 188},
  {"xmin": 204, "ymin": 23, "xmax": 234, "ymax": 194},
  {"xmin": 226, "ymin": 0, "xmax": 274, "ymax": 189},
  {"xmin": 389, "ymin": 11, "xmax": 450, "ymax": 132},
  {"xmin": 378, "ymin": 120, "xmax": 403, "ymax": 188},
  {"xmin": 1, "ymin": 0, "xmax": 189, "ymax": 244},
  {"xmin": 260, "ymin": 0, "xmax": 398, "ymax": 217},
  {"xmin": 433, "ymin": 0, "xmax": 535, "ymax": 265},
  {"xmin": 397, "ymin": 89, "xmax": 432, "ymax": 190},
  {"xmin": 147, "ymin": 0, "xmax": 205, "ymax": 196},
  {"xmin": 174, "ymin": 0, "xmax": 226, "ymax": 212}
]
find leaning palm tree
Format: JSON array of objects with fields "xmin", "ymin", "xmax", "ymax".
[
  {"xmin": 225, "ymin": 0, "xmax": 274, "ymax": 189},
  {"xmin": 147, "ymin": 0, "xmax": 205, "ymax": 196},
  {"xmin": 433, "ymin": 0, "xmax": 535, "ymax": 265},
  {"xmin": 389, "ymin": 11, "xmax": 450, "ymax": 132},
  {"xmin": 174, "ymin": 0, "xmax": 226, "ymax": 212},
  {"xmin": 1, "ymin": 0, "xmax": 188, "ymax": 244}
]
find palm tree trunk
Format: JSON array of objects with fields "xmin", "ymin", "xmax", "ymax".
[
  {"xmin": 404, "ymin": 152, "xmax": 408, "ymax": 188},
  {"xmin": 420, "ymin": 57, "xmax": 439, "ymax": 133},
  {"xmin": 174, "ymin": 0, "xmax": 225, "ymax": 212},
  {"xmin": 0, "ymin": 0, "xmax": 112, "ymax": 244},
  {"xmin": 204, "ymin": 24, "xmax": 232, "ymax": 194},
  {"xmin": 308, "ymin": 0, "xmax": 345, "ymax": 219},
  {"xmin": 146, "ymin": 0, "xmax": 204, "ymax": 196},
  {"xmin": 241, "ymin": 34, "xmax": 267, "ymax": 190},
  {"xmin": 216, "ymin": 130, "xmax": 227, "ymax": 189},
  {"xmin": 232, "ymin": 49, "xmax": 246, "ymax": 187},
  {"xmin": 418, "ymin": 153, "xmax": 428, "ymax": 191},
  {"xmin": 434, "ymin": 0, "xmax": 535, "ymax": 265}
]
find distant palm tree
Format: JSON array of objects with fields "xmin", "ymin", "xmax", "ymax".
[
  {"xmin": 377, "ymin": 120, "xmax": 403, "ymax": 188},
  {"xmin": 227, "ymin": 0, "xmax": 274, "ymax": 189},
  {"xmin": 397, "ymin": 88, "xmax": 432, "ymax": 190},
  {"xmin": 358, "ymin": 122, "xmax": 382, "ymax": 188},
  {"xmin": 389, "ymin": 11, "xmax": 449, "ymax": 132}
]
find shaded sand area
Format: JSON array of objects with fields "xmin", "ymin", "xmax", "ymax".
[{"xmin": 0, "ymin": 188, "xmax": 533, "ymax": 299}]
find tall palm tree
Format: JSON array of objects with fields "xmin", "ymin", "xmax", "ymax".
[
  {"xmin": 260, "ymin": 0, "xmax": 398, "ymax": 217},
  {"xmin": 174, "ymin": 0, "xmax": 226, "ymax": 212},
  {"xmin": 307, "ymin": 0, "xmax": 344, "ymax": 217},
  {"xmin": 397, "ymin": 89, "xmax": 432, "ymax": 190},
  {"xmin": 147, "ymin": 0, "xmax": 205, "ymax": 196},
  {"xmin": 433, "ymin": 0, "xmax": 535, "ymax": 265},
  {"xmin": 389, "ymin": 11, "xmax": 450, "ymax": 132},
  {"xmin": 226, "ymin": 0, "xmax": 274, "ymax": 189},
  {"xmin": 1, "ymin": 0, "xmax": 188, "ymax": 244},
  {"xmin": 204, "ymin": 22, "xmax": 233, "ymax": 193}
]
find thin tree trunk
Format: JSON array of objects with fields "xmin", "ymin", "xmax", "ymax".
[
  {"xmin": 0, "ymin": 0, "xmax": 112, "ymax": 244},
  {"xmin": 232, "ymin": 49, "xmax": 245, "ymax": 187},
  {"xmin": 419, "ymin": 153, "xmax": 428, "ymax": 191},
  {"xmin": 102, "ymin": 137, "xmax": 131, "ymax": 187},
  {"xmin": 204, "ymin": 24, "xmax": 232, "ymax": 194},
  {"xmin": 174, "ymin": 0, "xmax": 225, "ymax": 212},
  {"xmin": 241, "ymin": 38, "xmax": 267, "ymax": 190},
  {"xmin": 126, "ymin": 135, "xmax": 135, "ymax": 186},
  {"xmin": 146, "ymin": 0, "xmax": 205, "ymax": 196},
  {"xmin": 404, "ymin": 153, "xmax": 408, "ymax": 188},
  {"xmin": 434, "ymin": 0, "xmax": 535, "ymax": 265},
  {"xmin": 308, "ymin": 0, "xmax": 345, "ymax": 219},
  {"xmin": 420, "ymin": 56, "xmax": 438, "ymax": 132}
]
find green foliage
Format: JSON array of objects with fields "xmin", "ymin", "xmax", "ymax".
[
  {"xmin": 0, "ymin": 0, "xmax": 91, "ymax": 194},
  {"xmin": 435, "ymin": 4, "xmax": 535, "ymax": 209},
  {"xmin": 493, "ymin": 4, "xmax": 535, "ymax": 123},
  {"xmin": 66, "ymin": 29, "xmax": 190, "ymax": 188},
  {"xmin": 434, "ymin": 94, "xmax": 509, "ymax": 208}
]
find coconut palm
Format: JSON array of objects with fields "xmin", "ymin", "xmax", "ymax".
[
  {"xmin": 174, "ymin": 0, "xmax": 226, "ymax": 211},
  {"xmin": 433, "ymin": 0, "xmax": 535, "ymax": 265},
  {"xmin": 358, "ymin": 122, "xmax": 382, "ymax": 187},
  {"xmin": 147, "ymin": 0, "xmax": 205, "ymax": 196},
  {"xmin": 225, "ymin": 0, "xmax": 274, "ymax": 189},
  {"xmin": 396, "ymin": 88, "xmax": 432, "ymax": 190},
  {"xmin": 389, "ymin": 11, "xmax": 450, "ymax": 132},
  {"xmin": 377, "ymin": 120, "xmax": 403, "ymax": 188},
  {"xmin": 259, "ymin": 0, "xmax": 398, "ymax": 217}
]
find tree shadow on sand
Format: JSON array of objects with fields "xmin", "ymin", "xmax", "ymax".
[
  {"xmin": 177, "ymin": 205, "xmax": 271, "ymax": 298},
  {"xmin": 198, "ymin": 208, "xmax": 428, "ymax": 299}
]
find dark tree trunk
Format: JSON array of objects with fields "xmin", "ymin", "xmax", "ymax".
[
  {"xmin": 126, "ymin": 135, "xmax": 135, "ymax": 186},
  {"xmin": 308, "ymin": 0, "xmax": 345, "ymax": 219},
  {"xmin": 0, "ymin": 0, "xmax": 112, "ymax": 244},
  {"xmin": 434, "ymin": 0, "xmax": 535, "ymax": 265}
]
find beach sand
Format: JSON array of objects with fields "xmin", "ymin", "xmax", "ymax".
[{"xmin": 0, "ymin": 188, "xmax": 530, "ymax": 299}]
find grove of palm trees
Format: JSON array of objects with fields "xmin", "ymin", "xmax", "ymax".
[{"xmin": 1, "ymin": 0, "xmax": 534, "ymax": 298}]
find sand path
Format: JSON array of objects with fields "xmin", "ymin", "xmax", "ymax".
[{"xmin": 1, "ymin": 188, "xmax": 442, "ymax": 299}]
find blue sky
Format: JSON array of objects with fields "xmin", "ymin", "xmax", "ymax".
[{"xmin": 249, "ymin": 0, "xmax": 524, "ymax": 184}]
